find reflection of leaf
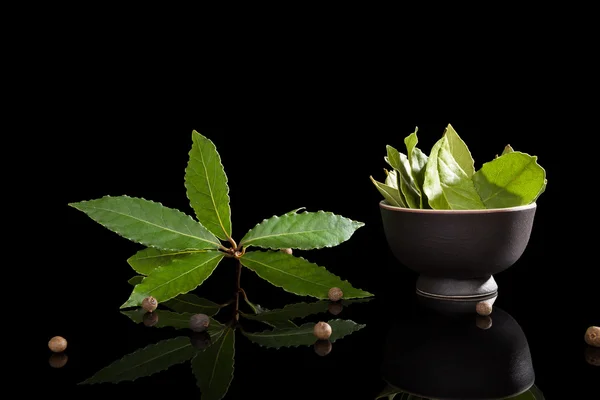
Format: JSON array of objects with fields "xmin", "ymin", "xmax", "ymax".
[
  {"xmin": 120, "ymin": 309, "xmax": 223, "ymax": 336},
  {"xmin": 241, "ymin": 251, "xmax": 372, "ymax": 299},
  {"xmin": 68, "ymin": 196, "xmax": 221, "ymax": 250},
  {"xmin": 163, "ymin": 293, "xmax": 221, "ymax": 316},
  {"xmin": 374, "ymin": 384, "xmax": 544, "ymax": 400},
  {"xmin": 263, "ymin": 319, "xmax": 298, "ymax": 329},
  {"xmin": 122, "ymin": 251, "xmax": 224, "ymax": 308},
  {"xmin": 527, "ymin": 385, "xmax": 545, "ymax": 400},
  {"xmin": 508, "ymin": 385, "xmax": 545, "ymax": 400},
  {"xmin": 127, "ymin": 247, "xmax": 208, "ymax": 275},
  {"xmin": 81, "ymin": 336, "xmax": 196, "ymax": 384},
  {"xmin": 242, "ymin": 319, "xmax": 365, "ymax": 349},
  {"xmin": 191, "ymin": 328, "xmax": 235, "ymax": 400},
  {"xmin": 376, "ymin": 383, "xmax": 402, "ymax": 399},
  {"xmin": 242, "ymin": 299, "xmax": 370, "ymax": 326}
]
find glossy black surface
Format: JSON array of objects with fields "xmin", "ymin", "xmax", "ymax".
[{"xmin": 40, "ymin": 114, "xmax": 598, "ymax": 398}]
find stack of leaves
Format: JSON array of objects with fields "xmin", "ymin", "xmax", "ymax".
[
  {"xmin": 370, "ymin": 124, "xmax": 547, "ymax": 210},
  {"xmin": 69, "ymin": 131, "xmax": 372, "ymax": 308}
]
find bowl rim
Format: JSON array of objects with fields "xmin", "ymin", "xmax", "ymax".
[{"xmin": 379, "ymin": 200, "xmax": 536, "ymax": 214}]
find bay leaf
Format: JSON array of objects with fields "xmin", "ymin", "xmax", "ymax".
[
  {"xmin": 473, "ymin": 151, "xmax": 546, "ymax": 208},
  {"xmin": 240, "ymin": 211, "xmax": 364, "ymax": 250},
  {"xmin": 240, "ymin": 251, "xmax": 372, "ymax": 299},
  {"xmin": 185, "ymin": 130, "xmax": 232, "ymax": 241}
]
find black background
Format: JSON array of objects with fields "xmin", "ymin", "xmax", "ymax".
[{"xmin": 35, "ymin": 29, "xmax": 599, "ymax": 398}]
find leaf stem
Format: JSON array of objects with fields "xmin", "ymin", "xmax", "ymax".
[
  {"xmin": 219, "ymin": 298, "xmax": 235, "ymax": 308},
  {"xmin": 234, "ymin": 259, "xmax": 242, "ymax": 321},
  {"xmin": 228, "ymin": 236, "xmax": 238, "ymax": 250}
]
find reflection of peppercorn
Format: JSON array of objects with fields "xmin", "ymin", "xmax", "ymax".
[
  {"xmin": 190, "ymin": 331, "xmax": 212, "ymax": 350},
  {"xmin": 143, "ymin": 312, "xmax": 159, "ymax": 327},
  {"xmin": 328, "ymin": 302, "xmax": 343, "ymax": 316},
  {"xmin": 142, "ymin": 296, "xmax": 158, "ymax": 312},
  {"xmin": 476, "ymin": 316, "xmax": 492, "ymax": 330},
  {"xmin": 585, "ymin": 326, "xmax": 600, "ymax": 347},
  {"xmin": 328, "ymin": 287, "xmax": 343, "ymax": 302},
  {"xmin": 314, "ymin": 340, "xmax": 332, "ymax": 356},
  {"xmin": 49, "ymin": 353, "xmax": 69, "ymax": 368},
  {"xmin": 48, "ymin": 336, "xmax": 68, "ymax": 353},
  {"xmin": 313, "ymin": 321, "xmax": 332, "ymax": 340},
  {"xmin": 585, "ymin": 346, "xmax": 600, "ymax": 366},
  {"xmin": 190, "ymin": 313, "xmax": 210, "ymax": 332}
]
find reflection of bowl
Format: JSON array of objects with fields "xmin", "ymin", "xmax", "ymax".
[
  {"xmin": 379, "ymin": 201, "xmax": 537, "ymax": 299},
  {"xmin": 381, "ymin": 306, "xmax": 535, "ymax": 399}
]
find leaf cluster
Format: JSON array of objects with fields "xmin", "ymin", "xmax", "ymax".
[
  {"xmin": 70, "ymin": 131, "xmax": 372, "ymax": 308},
  {"xmin": 371, "ymin": 124, "xmax": 547, "ymax": 210}
]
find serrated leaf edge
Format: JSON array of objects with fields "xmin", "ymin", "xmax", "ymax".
[
  {"xmin": 240, "ymin": 319, "xmax": 366, "ymax": 349},
  {"xmin": 79, "ymin": 336, "xmax": 193, "ymax": 385},
  {"xmin": 68, "ymin": 194, "xmax": 221, "ymax": 251},
  {"xmin": 127, "ymin": 249, "xmax": 209, "ymax": 275},
  {"xmin": 184, "ymin": 130, "xmax": 232, "ymax": 241},
  {"xmin": 240, "ymin": 251, "xmax": 373, "ymax": 299},
  {"xmin": 121, "ymin": 252, "xmax": 225, "ymax": 308},
  {"xmin": 239, "ymin": 210, "xmax": 365, "ymax": 250},
  {"xmin": 191, "ymin": 327, "xmax": 235, "ymax": 400}
]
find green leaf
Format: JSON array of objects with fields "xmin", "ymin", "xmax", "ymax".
[
  {"xmin": 128, "ymin": 276, "xmax": 144, "ymax": 285},
  {"xmin": 502, "ymin": 144, "xmax": 515, "ymax": 155},
  {"xmin": 240, "ymin": 251, "xmax": 372, "ymax": 299},
  {"xmin": 444, "ymin": 124, "xmax": 475, "ymax": 178},
  {"xmin": 120, "ymin": 309, "xmax": 223, "ymax": 334},
  {"xmin": 242, "ymin": 299, "xmax": 370, "ymax": 325},
  {"xmin": 81, "ymin": 336, "xmax": 195, "ymax": 384},
  {"xmin": 185, "ymin": 130, "xmax": 232, "ymax": 241},
  {"xmin": 384, "ymin": 169, "xmax": 399, "ymax": 189},
  {"xmin": 263, "ymin": 319, "xmax": 298, "ymax": 329},
  {"xmin": 424, "ymin": 136, "xmax": 485, "ymax": 210},
  {"xmin": 163, "ymin": 293, "xmax": 221, "ymax": 316},
  {"xmin": 473, "ymin": 151, "xmax": 547, "ymax": 208},
  {"xmin": 370, "ymin": 176, "xmax": 406, "ymax": 207},
  {"xmin": 375, "ymin": 384, "xmax": 402, "ymax": 399},
  {"xmin": 127, "ymin": 248, "xmax": 208, "ymax": 275},
  {"xmin": 69, "ymin": 196, "xmax": 221, "ymax": 250},
  {"xmin": 507, "ymin": 387, "xmax": 545, "ymax": 400},
  {"xmin": 242, "ymin": 319, "xmax": 365, "ymax": 349},
  {"xmin": 386, "ymin": 146, "xmax": 420, "ymax": 208},
  {"xmin": 240, "ymin": 211, "xmax": 364, "ymax": 250},
  {"xmin": 191, "ymin": 327, "xmax": 235, "ymax": 400},
  {"xmin": 121, "ymin": 251, "xmax": 224, "ymax": 308},
  {"xmin": 404, "ymin": 128, "xmax": 429, "ymax": 206},
  {"xmin": 527, "ymin": 385, "xmax": 545, "ymax": 400},
  {"xmin": 437, "ymin": 136, "xmax": 486, "ymax": 210},
  {"xmin": 423, "ymin": 137, "xmax": 450, "ymax": 209}
]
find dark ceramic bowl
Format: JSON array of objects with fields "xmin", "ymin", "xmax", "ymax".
[
  {"xmin": 379, "ymin": 201, "xmax": 537, "ymax": 299},
  {"xmin": 381, "ymin": 306, "xmax": 536, "ymax": 399}
]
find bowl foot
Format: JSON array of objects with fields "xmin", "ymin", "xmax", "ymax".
[{"xmin": 416, "ymin": 275, "xmax": 498, "ymax": 300}]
